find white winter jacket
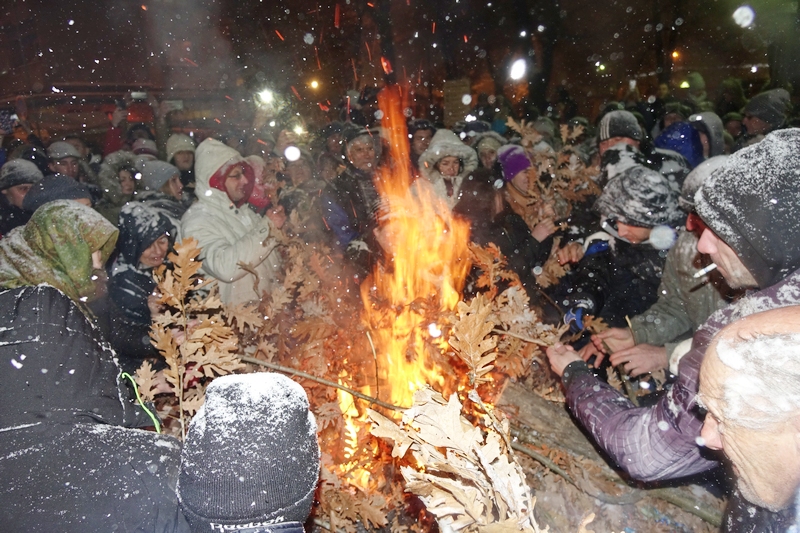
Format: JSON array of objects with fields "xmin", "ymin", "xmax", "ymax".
[{"xmin": 181, "ymin": 139, "xmax": 281, "ymax": 305}]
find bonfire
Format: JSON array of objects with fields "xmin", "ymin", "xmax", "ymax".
[{"xmin": 134, "ymin": 87, "xmax": 725, "ymax": 533}]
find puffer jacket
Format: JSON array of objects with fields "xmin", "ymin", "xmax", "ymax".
[
  {"xmin": 419, "ymin": 129, "xmax": 479, "ymax": 209},
  {"xmin": 181, "ymin": 138, "xmax": 281, "ymax": 305}
]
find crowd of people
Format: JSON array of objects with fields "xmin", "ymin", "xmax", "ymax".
[{"xmin": 1, "ymin": 71, "xmax": 800, "ymax": 532}]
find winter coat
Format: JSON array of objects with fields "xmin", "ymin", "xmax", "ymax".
[
  {"xmin": 181, "ymin": 139, "xmax": 281, "ymax": 306},
  {"xmin": 94, "ymin": 150, "xmax": 136, "ymax": 224},
  {"xmin": 0, "ymin": 194, "xmax": 31, "ymax": 237},
  {"xmin": 467, "ymin": 206, "xmax": 553, "ymax": 297},
  {"xmin": 629, "ymin": 229, "xmax": 733, "ymax": 364},
  {"xmin": 553, "ymin": 235, "xmax": 669, "ymax": 328},
  {"xmin": 418, "ymin": 129, "xmax": 479, "ymax": 209},
  {"xmin": 562, "ymin": 266, "xmax": 800, "ymax": 482},
  {"xmin": 0, "ymin": 200, "xmax": 118, "ymax": 307},
  {"xmin": 320, "ymin": 164, "xmax": 381, "ymax": 254},
  {"xmin": 0, "ymin": 285, "xmax": 190, "ymax": 532},
  {"xmin": 102, "ymin": 203, "xmax": 176, "ymax": 371}
]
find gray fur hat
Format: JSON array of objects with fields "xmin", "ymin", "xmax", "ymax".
[
  {"xmin": 743, "ymin": 89, "xmax": 791, "ymax": 128},
  {"xmin": 178, "ymin": 373, "xmax": 319, "ymax": 533},
  {"xmin": 0, "ymin": 159, "xmax": 44, "ymax": 191},
  {"xmin": 594, "ymin": 165, "xmax": 684, "ymax": 228},
  {"xmin": 598, "ymin": 110, "xmax": 642, "ymax": 142}
]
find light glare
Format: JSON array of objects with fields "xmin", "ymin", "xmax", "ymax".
[{"xmin": 509, "ymin": 58, "xmax": 526, "ymax": 80}]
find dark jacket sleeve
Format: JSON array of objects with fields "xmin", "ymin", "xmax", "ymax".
[{"xmin": 563, "ymin": 329, "xmax": 718, "ymax": 481}]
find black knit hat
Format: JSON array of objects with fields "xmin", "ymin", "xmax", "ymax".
[
  {"xmin": 695, "ymin": 129, "xmax": 800, "ymax": 288},
  {"xmin": 743, "ymin": 89, "xmax": 791, "ymax": 129},
  {"xmin": 598, "ymin": 110, "xmax": 642, "ymax": 142},
  {"xmin": 22, "ymin": 173, "xmax": 92, "ymax": 212},
  {"xmin": 593, "ymin": 165, "xmax": 684, "ymax": 228},
  {"xmin": 178, "ymin": 373, "xmax": 320, "ymax": 533}
]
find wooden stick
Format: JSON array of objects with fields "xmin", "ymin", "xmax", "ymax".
[
  {"xmin": 240, "ymin": 356, "xmax": 403, "ymax": 412},
  {"xmin": 492, "ymin": 329, "xmax": 551, "ymax": 346}
]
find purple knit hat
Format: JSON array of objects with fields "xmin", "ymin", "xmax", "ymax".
[{"xmin": 496, "ymin": 144, "xmax": 531, "ymax": 182}]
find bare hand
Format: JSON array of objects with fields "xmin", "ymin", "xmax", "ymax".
[
  {"xmin": 608, "ymin": 344, "xmax": 668, "ymax": 377},
  {"xmin": 531, "ymin": 218, "xmax": 557, "ymax": 242},
  {"xmin": 147, "ymin": 292, "xmax": 163, "ymax": 317},
  {"xmin": 591, "ymin": 327, "xmax": 635, "ymax": 354},
  {"xmin": 546, "ymin": 342, "xmax": 582, "ymax": 377},
  {"xmin": 557, "ymin": 242, "xmax": 584, "ymax": 265},
  {"xmin": 91, "ymin": 250, "xmax": 103, "ymax": 270},
  {"xmin": 266, "ymin": 205, "xmax": 287, "ymax": 229},
  {"xmin": 578, "ymin": 342, "xmax": 605, "ymax": 367}
]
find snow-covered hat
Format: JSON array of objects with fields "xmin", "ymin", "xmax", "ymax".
[
  {"xmin": 593, "ymin": 165, "xmax": 684, "ymax": 229},
  {"xmin": 743, "ymin": 89, "xmax": 791, "ymax": 129},
  {"xmin": 178, "ymin": 373, "xmax": 320, "ymax": 533},
  {"xmin": 132, "ymin": 138, "xmax": 158, "ymax": 157},
  {"xmin": 47, "ymin": 141, "xmax": 81, "ymax": 162},
  {"xmin": 22, "ymin": 173, "xmax": 93, "ymax": 212},
  {"xmin": 679, "ymin": 155, "xmax": 727, "ymax": 212},
  {"xmin": 0, "ymin": 159, "xmax": 43, "ymax": 191},
  {"xmin": 695, "ymin": 129, "xmax": 800, "ymax": 288},
  {"xmin": 598, "ymin": 110, "xmax": 642, "ymax": 142}
]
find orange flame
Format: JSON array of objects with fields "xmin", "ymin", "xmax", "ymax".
[{"xmin": 359, "ymin": 86, "xmax": 471, "ymax": 408}]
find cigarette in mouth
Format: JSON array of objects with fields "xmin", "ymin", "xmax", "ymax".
[{"xmin": 693, "ymin": 263, "xmax": 717, "ymax": 278}]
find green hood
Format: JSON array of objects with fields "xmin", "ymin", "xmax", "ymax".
[{"xmin": 0, "ymin": 200, "xmax": 118, "ymax": 304}]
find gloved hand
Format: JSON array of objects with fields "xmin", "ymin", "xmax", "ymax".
[{"xmin": 563, "ymin": 306, "xmax": 586, "ymax": 333}]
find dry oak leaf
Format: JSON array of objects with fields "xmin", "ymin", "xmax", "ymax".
[
  {"xmin": 404, "ymin": 388, "xmax": 481, "ymax": 455},
  {"xmin": 223, "ymin": 303, "xmax": 264, "ymax": 333},
  {"xmin": 133, "ymin": 359, "xmax": 162, "ymax": 402},
  {"xmin": 449, "ymin": 294, "xmax": 498, "ymax": 385},
  {"xmin": 368, "ymin": 409, "xmax": 416, "ymax": 458}
]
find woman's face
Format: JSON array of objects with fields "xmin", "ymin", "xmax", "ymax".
[
  {"xmin": 511, "ymin": 169, "xmax": 529, "ymax": 193},
  {"xmin": 162, "ymin": 174, "xmax": 183, "ymax": 200},
  {"xmin": 139, "ymin": 234, "xmax": 170, "ymax": 268},
  {"xmin": 286, "ymin": 159, "xmax": 313, "ymax": 186},
  {"xmin": 479, "ymin": 149, "xmax": 497, "ymax": 169},
  {"xmin": 437, "ymin": 156, "xmax": 460, "ymax": 177},
  {"xmin": 118, "ymin": 169, "xmax": 135, "ymax": 195}
]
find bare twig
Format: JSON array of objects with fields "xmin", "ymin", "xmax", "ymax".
[
  {"xmin": 240, "ymin": 356, "xmax": 403, "ymax": 412},
  {"xmin": 492, "ymin": 328, "xmax": 551, "ymax": 346}
]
